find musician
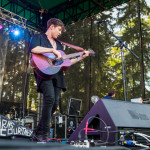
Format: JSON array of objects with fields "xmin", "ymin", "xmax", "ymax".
[
  {"xmin": 104, "ymin": 90, "xmax": 115, "ymax": 100},
  {"xmin": 29, "ymin": 18, "xmax": 90, "ymax": 142}
]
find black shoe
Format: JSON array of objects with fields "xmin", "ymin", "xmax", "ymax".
[{"xmin": 32, "ymin": 133, "xmax": 42, "ymax": 142}]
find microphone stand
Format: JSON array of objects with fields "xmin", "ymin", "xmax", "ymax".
[{"xmin": 100, "ymin": 23, "xmax": 139, "ymax": 101}]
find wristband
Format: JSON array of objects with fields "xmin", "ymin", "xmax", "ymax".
[{"xmin": 76, "ymin": 57, "xmax": 79, "ymax": 61}]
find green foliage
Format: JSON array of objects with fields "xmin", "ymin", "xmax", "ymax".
[
  {"xmin": 114, "ymin": 0, "xmax": 150, "ymax": 99},
  {"xmin": 59, "ymin": 0, "xmax": 150, "ymax": 115},
  {"xmin": 1, "ymin": 0, "xmax": 150, "ymax": 118}
]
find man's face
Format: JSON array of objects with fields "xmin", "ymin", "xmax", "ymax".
[
  {"xmin": 51, "ymin": 25, "xmax": 62, "ymax": 39},
  {"xmin": 112, "ymin": 93, "xmax": 115, "ymax": 97}
]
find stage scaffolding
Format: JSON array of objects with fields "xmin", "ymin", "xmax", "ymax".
[{"xmin": 0, "ymin": 8, "xmax": 40, "ymax": 129}]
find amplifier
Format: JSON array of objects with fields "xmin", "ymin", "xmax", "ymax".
[
  {"xmin": 117, "ymin": 127, "xmax": 150, "ymax": 146},
  {"xmin": 67, "ymin": 116, "xmax": 78, "ymax": 138},
  {"xmin": 54, "ymin": 115, "xmax": 67, "ymax": 139},
  {"xmin": 67, "ymin": 98, "xmax": 82, "ymax": 116},
  {"xmin": 24, "ymin": 116, "xmax": 34, "ymax": 130}
]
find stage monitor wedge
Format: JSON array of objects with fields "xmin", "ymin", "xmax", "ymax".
[{"xmin": 68, "ymin": 98, "xmax": 150, "ymax": 145}]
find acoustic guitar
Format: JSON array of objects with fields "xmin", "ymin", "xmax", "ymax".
[{"xmin": 31, "ymin": 50, "xmax": 95, "ymax": 79}]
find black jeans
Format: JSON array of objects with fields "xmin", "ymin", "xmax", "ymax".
[{"xmin": 36, "ymin": 79, "xmax": 61, "ymax": 137}]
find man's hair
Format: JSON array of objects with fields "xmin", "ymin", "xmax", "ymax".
[
  {"xmin": 108, "ymin": 90, "xmax": 115, "ymax": 96},
  {"xmin": 47, "ymin": 18, "xmax": 64, "ymax": 30}
]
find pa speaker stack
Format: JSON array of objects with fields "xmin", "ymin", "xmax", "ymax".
[
  {"xmin": 68, "ymin": 98, "xmax": 150, "ymax": 146},
  {"xmin": 66, "ymin": 98, "xmax": 82, "ymax": 138},
  {"xmin": 53, "ymin": 98, "xmax": 82, "ymax": 139},
  {"xmin": 67, "ymin": 98, "xmax": 82, "ymax": 116},
  {"xmin": 54, "ymin": 115, "xmax": 67, "ymax": 139}
]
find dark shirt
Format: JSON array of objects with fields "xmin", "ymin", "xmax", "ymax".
[
  {"xmin": 28, "ymin": 33, "xmax": 66, "ymax": 92},
  {"xmin": 104, "ymin": 95, "xmax": 114, "ymax": 100}
]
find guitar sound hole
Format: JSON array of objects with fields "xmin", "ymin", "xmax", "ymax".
[{"xmin": 53, "ymin": 58, "xmax": 63, "ymax": 66}]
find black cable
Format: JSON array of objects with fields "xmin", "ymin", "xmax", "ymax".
[
  {"xmin": 78, "ymin": 128, "xmax": 85, "ymax": 141},
  {"xmin": 77, "ymin": 116, "xmax": 148, "ymax": 146},
  {"xmin": 22, "ymin": 49, "xmax": 30, "ymax": 123},
  {"xmin": 23, "ymin": 65, "xmax": 30, "ymax": 119},
  {"xmin": 87, "ymin": 116, "xmax": 110, "ymax": 144},
  {"xmin": 78, "ymin": 116, "xmax": 110, "ymax": 145}
]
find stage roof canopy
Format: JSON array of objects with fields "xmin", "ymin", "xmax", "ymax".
[{"xmin": 0, "ymin": 0, "xmax": 131, "ymax": 29}]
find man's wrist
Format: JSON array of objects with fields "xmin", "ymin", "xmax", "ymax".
[{"xmin": 76, "ymin": 57, "xmax": 79, "ymax": 61}]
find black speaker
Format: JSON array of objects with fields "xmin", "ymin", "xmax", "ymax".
[
  {"xmin": 67, "ymin": 116, "xmax": 78, "ymax": 138},
  {"xmin": 68, "ymin": 99, "xmax": 150, "ymax": 146},
  {"xmin": 54, "ymin": 115, "xmax": 67, "ymax": 139},
  {"xmin": 67, "ymin": 98, "xmax": 82, "ymax": 116}
]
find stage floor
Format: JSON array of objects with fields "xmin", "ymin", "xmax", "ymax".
[{"xmin": 0, "ymin": 140, "xmax": 141, "ymax": 150}]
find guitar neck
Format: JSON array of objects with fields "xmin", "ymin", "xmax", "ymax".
[{"xmin": 62, "ymin": 52, "xmax": 84, "ymax": 60}]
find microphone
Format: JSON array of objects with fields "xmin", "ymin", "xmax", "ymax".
[{"xmin": 94, "ymin": 20, "xmax": 105, "ymax": 24}]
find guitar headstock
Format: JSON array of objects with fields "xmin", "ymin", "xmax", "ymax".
[{"xmin": 89, "ymin": 50, "xmax": 95, "ymax": 56}]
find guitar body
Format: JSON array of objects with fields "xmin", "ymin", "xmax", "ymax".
[{"xmin": 31, "ymin": 50, "xmax": 71, "ymax": 79}]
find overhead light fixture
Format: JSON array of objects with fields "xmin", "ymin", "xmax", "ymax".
[
  {"xmin": 14, "ymin": 29, "xmax": 20, "ymax": 36},
  {"xmin": 4, "ymin": 27, "xmax": 8, "ymax": 31}
]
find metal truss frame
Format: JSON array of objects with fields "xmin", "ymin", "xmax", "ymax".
[
  {"xmin": 0, "ymin": 0, "xmax": 130, "ymax": 30},
  {"xmin": 0, "ymin": 7, "xmax": 27, "ymax": 28},
  {"xmin": 47, "ymin": 0, "xmax": 130, "ymax": 25},
  {"xmin": 0, "ymin": 0, "xmax": 40, "ymax": 30}
]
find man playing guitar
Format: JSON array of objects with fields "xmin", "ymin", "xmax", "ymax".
[{"xmin": 29, "ymin": 18, "xmax": 90, "ymax": 142}]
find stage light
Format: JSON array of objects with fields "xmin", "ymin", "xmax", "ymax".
[
  {"xmin": 9, "ymin": 27, "xmax": 24, "ymax": 40},
  {"xmin": 5, "ymin": 27, "xmax": 9, "ymax": 31},
  {"xmin": 14, "ymin": 29, "xmax": 20, "ymax": 36},
  {"xmin": 0, "ymin": 25, "xmax": 3, "ymax": 29}
]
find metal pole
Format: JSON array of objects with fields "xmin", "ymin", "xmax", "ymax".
[{"xmin": 120, "ymin": 45, "xmax": 127, "ymax": 101}]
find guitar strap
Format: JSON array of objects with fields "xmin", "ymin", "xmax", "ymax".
[{"xmin": 58, "ymin": 40, "xmax": 84, "ymax": 52}]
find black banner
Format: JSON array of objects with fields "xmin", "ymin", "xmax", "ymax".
[{"xmin": 0, "ymin": 115, "xmax": 33, "ymax": 137}]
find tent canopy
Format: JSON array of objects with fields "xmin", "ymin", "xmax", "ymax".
[{"xmin": 0, "ymin": 0, "xmax": 131, "ymax": 29}]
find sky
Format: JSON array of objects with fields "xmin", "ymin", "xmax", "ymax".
[{"xmin": 146, "ymin": 0, "xmax": 150, "ymax": 6}]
